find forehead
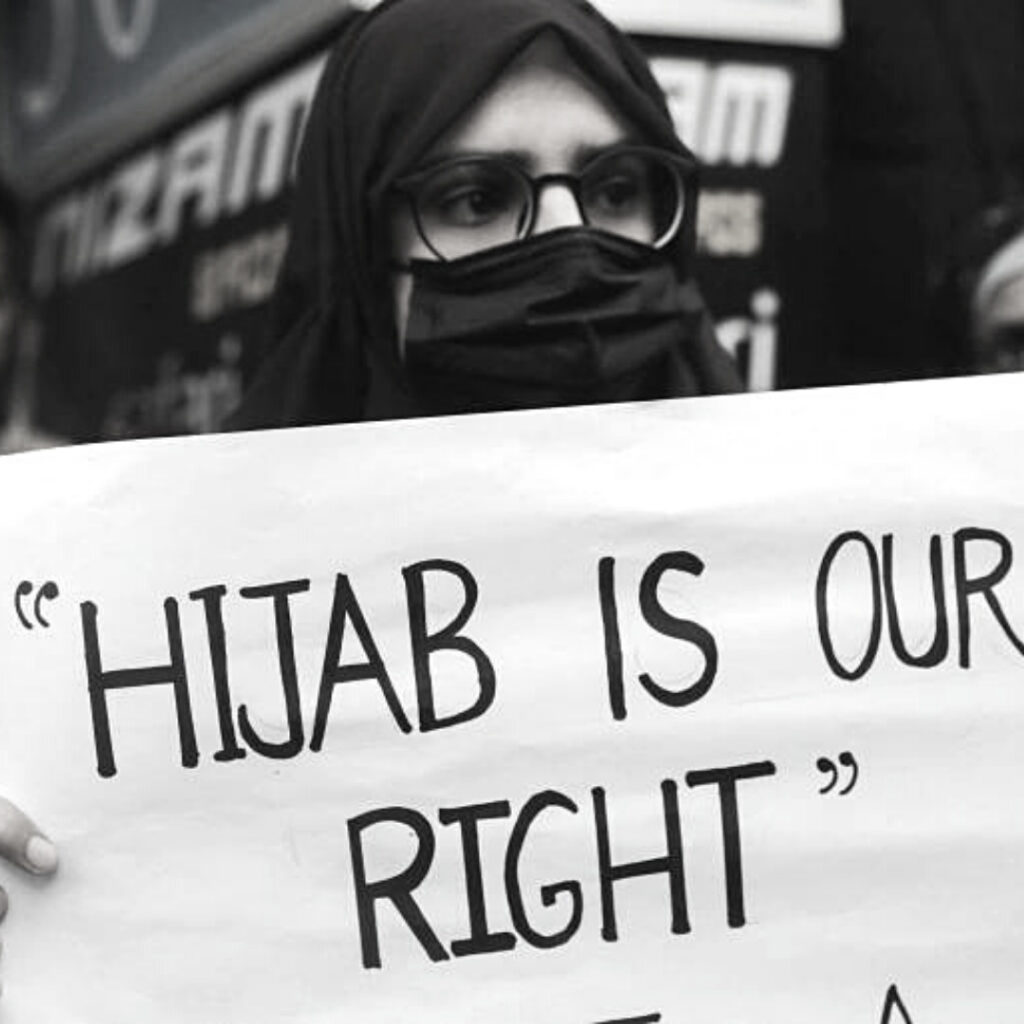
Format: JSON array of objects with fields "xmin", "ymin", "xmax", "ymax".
[{"xmin": 425, "ymin": 35, "xmax": 637, "ymax": 166}]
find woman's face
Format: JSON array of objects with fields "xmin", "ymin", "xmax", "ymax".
[{"xmin": 389, "ymin": 37, "xmax": 638, "ymax": 346}]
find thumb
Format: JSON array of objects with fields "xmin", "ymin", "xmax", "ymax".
[{"xmin": 0, "ymin": 798, "xmax": 58, "ymax": 876}]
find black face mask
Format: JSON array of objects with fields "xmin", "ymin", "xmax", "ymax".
[{"xmin": 401, "ymin": 228, "xmax": 705, "ymax": 415}]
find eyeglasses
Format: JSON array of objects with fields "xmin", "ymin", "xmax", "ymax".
[{"xmin": 394, "ymin": 144, "xmax": 695, "ymax": 261}]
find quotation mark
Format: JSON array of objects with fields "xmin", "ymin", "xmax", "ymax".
[
  {"xmin": 817, "ymin": 751, "xmax": 859, "ymax": 795},
  {"xmin": 14, "ymin": 580, "xmax": 60, "ymax": 630}
]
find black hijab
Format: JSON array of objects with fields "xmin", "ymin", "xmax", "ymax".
[{"xmin": 230, "ymin": 0, "xmax": 742, "ymax": 430}]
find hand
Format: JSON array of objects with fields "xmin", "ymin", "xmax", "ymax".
[{"xmin": 0, "ymin": 797, "xmax": 59, "ymax": 990}]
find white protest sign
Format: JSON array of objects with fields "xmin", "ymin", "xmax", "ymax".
[{"xmin": 1, "ymin": 375, "xmax": 1023, "ymax": 1023}]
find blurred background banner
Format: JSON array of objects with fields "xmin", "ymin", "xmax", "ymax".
[
  {"xmin": 651, "ymin": 41, "xmax": 829, "ymax": 397},
  {"xmin": 24, "ymin": 46, "xmax": 328, "ymax": 440},
  {"xmin": 351, "ymin": 0, "xmax": 843, "ymax": 45},
  {"xmin": 0, "ymin": 0, "xmax": 347, "ymax": 199},
  {"xmin": 593, "ymin": 0, "xmax": 841, "ymax": 45},
  {"xmin": 6, "ymin": 1, "xmax": 1023, "ymax": 445},
  {"xmin": 0, "ymin": 0, "xmax": 841, "ymax": 442}
]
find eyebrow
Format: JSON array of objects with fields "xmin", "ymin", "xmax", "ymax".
[
  {"xmin": 420, "ymin": 135, "xmax": 645, "ymax": 173},
  {"xmin": 573, "ymin": 137, "xmax": 643, "ymax": 166},
  {"xmin": 424, "ymin": 146, "xmax": 533, "ymax": 166}
]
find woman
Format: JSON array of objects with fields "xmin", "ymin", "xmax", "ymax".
[
  {"xmin": 232, "ymin": 0, "xmax": 740, "ymax": 427},
  {"xmin": 0, "ymin": 0, "xmax": 740, "ymax": 980}
]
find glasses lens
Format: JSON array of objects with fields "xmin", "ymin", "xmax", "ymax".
[
  {"xmin": 580, "ymin": 150, "xmax": 684, "ymax": 247},
  {"xmin": 413, "ymin": 159, "xmax": 530, "ymax": 260}
]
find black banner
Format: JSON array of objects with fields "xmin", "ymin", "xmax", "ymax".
[
  {"xmin": 28, "ymin": 28, "xmax": 832, "ymax": 440},
  {"xmin": 650, "ymin": 39, "xmax": 830, "ymax": 391},
  {"xmin": 0, "ymin": 0, "xmax": 346, "ymax": 199}
]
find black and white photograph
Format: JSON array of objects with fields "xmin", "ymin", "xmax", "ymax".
[{"xmin": 0, "ymin": 1, "xmax": 1022, "ymax": 1020}]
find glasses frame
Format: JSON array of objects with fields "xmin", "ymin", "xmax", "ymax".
[{"xmin": 394, "ymin": 143, "xmax": 697, "ymax": 262}]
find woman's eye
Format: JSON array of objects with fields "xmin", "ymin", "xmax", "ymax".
[
  {"xmin": 419, "ymin": 167, "xmax": 520, "ymax": 229},
  {"xmin": 589, "ymin": 173, "xmax": 644, "ymax": 214},
  {"xmin": 439, "ymin": 186, "xmax": 508, "ymax": 224}
]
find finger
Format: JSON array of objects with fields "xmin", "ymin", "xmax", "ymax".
[{"xmin": 0, "ymin": 798, "xmax": 58, "ymax": 876}]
